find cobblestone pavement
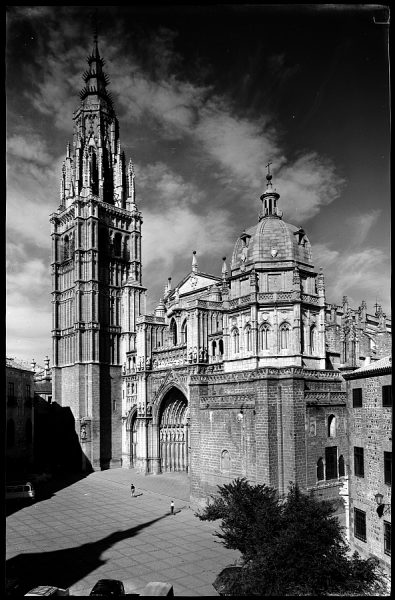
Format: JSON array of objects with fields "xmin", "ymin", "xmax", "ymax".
[{"xmin": 6, "ymin": 468, "xmax": 239, "ymax": 596}]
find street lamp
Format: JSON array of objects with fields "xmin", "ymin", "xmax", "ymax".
[{"xmin": 375, "ymin": 492, "xmax": 389, "ymax": 517}]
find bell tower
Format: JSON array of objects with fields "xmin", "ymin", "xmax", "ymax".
[{"xmin": 50, "ymin": 32, "xmax": 146, "ymax": 471}]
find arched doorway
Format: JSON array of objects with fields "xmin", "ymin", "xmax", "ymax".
[{"xmin": 159, "ymin": 388, "xmax": 189, "ymax": 472}]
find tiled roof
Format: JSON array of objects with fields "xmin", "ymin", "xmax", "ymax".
[
  {"xmin": 343, "ymin": 355, "xmax": 392, "ymax": 379},
  {"xmin": 6, "ymin": 357, "xmax": 35, "ymax": 372}
]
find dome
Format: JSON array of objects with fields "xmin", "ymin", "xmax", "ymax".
[{"xmin": 231, "ymin": 217, "xmax": 313, "ymax": 273}]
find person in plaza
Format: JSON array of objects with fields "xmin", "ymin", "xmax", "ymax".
[
  {"xmin": 170, "ymin": 500, "xmax": 175, "ymax": 515},
  {"xmin": 130, "ymin": 483, "xmax": 135, "ymax": 497}
]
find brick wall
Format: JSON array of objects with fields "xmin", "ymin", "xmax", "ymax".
[{"xmin": 348, "ymin": 372, "xmax": 391, "ymax": 574}]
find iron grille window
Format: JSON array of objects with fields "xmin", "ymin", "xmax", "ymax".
[
  {"xmin": 382, "ymin": 385, "xmax": 392, "ymax": 407},
  {"xmin": 384, "ymin": 452, "xmax": 392, "ymax": 485},
  {"xmin": 352, "ymin": 387, "xmax": 362, "ymax": 407},
  {"xmin": 354, "ymin": 446, "xmax": 364, "ymax": 477},
  {"xmin": 384, "ymin": 521, "xmax": 391, "ymax": 556},
  {"xmin": 354, "ymin": 508, "xmax": 367, "ymax": 542},
  {"xmin": 325, "ymin": 446, "xmax": 338, "ymax": 480}
]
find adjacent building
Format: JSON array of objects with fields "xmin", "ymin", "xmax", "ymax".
[
  {"xmin": 343, "ymin": 356, "xmax": 391, "ymax": 575},
  {"xmin": 6, "ymin": 358, "xmax": 35, "ymax": 474},
  {"xmin": 49, "ymin": 35, "xmax": 391, "ymax": 518}
]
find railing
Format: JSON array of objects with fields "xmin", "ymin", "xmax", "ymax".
[
  {"xmin": 152, "ymin": 345, "xmax": 188, "ymax": 369},
  {"xmin": 302, "ymin": 293, "xmax": 320, "ymax": 305},
  {"xmin": 305, "ymin": 391, "xmax": 347, "ymax": 405},
  {"xmin": 257, "ymin": 291, "xmax": 295, "ymax": 303}
]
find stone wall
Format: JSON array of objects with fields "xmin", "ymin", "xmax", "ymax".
[{"xmin": 347, "ymin": 372, "xmax": 391, "ymax": 574}]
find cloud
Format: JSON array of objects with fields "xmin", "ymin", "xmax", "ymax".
[
  {"xmin": 276, "ymin": 153, "xmax": 346, "ymax": 223},
  {"xmin": 344, "ymin": 210, "xmax": 381, "ymax": 246},
  {"xmin": 139, "ymin": 162, "xmax": 234, "ymax": 272},
  {"xmin": 313, "ymin": 242, "xmax": 390, "ymax": 313},
  {"xmin": 7, "ymin": 134, "xmax": 52, "ymax": 165}
]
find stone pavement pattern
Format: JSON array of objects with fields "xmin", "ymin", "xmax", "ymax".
[{"xmin": 6, "ymin": 468, "xmax": 239, "ymax": 596}]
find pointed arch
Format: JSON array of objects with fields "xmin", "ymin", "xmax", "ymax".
[
  {"xmin": 259, "ymin": 323, "xmax": 270, "ymax": 350},
  {"xmin": 232, "ymin": 327, "xmax": 240, "ymax": 353},
  {"xmin": 245, "ymin": 324, "xmax": 251, "ymax": 352},
  {"xmin": 280, "ymin": 322, "xmax": 291, "ymax": 350},
  {"xmin": 170, "ymin": 319, "xmax": 178, "ymax": 346},
  {"xmin": 328, "ymin": 414, "xmax": 336, "ymax": 438},
  {"xmin": 181, "ymin": 319, "xmax": 188, "ymax": 344}
]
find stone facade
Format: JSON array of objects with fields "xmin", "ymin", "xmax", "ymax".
[
  {"xmin": 343, "ymin": 357, "xmax": 392, "ymax": 575},
  {"xmin": 51, "ymin": 38, "xmax": 391, "ymax": 522},
  {"xmin": 6, "ymin": 358, "xmax": 35, "ymax": 472}
]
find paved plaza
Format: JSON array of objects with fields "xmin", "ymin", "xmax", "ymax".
[{"xmin": 6, "ymin": 468, "xmax": 239, "ymax": 596}]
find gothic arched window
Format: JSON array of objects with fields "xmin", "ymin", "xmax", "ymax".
[
  {"xmin": 212, "ymin": 340, "xmax": 217, "ymax": 356},
  {"xmin": 181, "ymin": 320, "xmax": 187, "ymax": 345},
  {"xmin": 170, "ymin": 319, "xmax": 177, "ymax": 346},
  {"xmin": 310, "ymin": 325, "xmax": 316, "ymax": 354},
  {"xmin": 280, "ymin": 323, "xmax": 290, "ymax": 350},
  {"xmin": 232, "ymin": 328, "xmax": 239, "ymax": 353},
  {"xmin": 245, "ymin": 325, "xmax": 251, "ymax": 352},
  {"xmin": 221, "ymin": 449, "xmax": 231, "ymax": 473},
  {"xmin": 260, "ymin": 324, "xmax": 270, "ymax": 350},
  {"xmin": 317, "ymin": 457, "xmax": 324, "ymax": 481},
  {"xmin": 219, "ymin": 339, "xmax": 224, "ymax": 355},
  {"xmin": 328, "ymin": 414, "xmax": 336, "ymax": 438},
  {"xmin": 339, "ymin": 454, "xmax": 345, "ymax": 477}
]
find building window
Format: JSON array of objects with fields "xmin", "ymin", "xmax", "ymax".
[
  {"xmin": 245, "ymin": 325, "xmax": 251, "ymax": 352},
  {"xmin": 354, "ymin": 508, "xmax": 367, "ymax": 542},
  {"xmin": 325, "ymin": 446, "xmax": 338, "ymax": 480},
  {"xmin": 384, "ymin": 521, "xmax": 391, "ymax": 556},
  {"xmin": 327, "ymin": 414, "xmax": 336, "ymax": 438},
  {"xmin": 260, "ymin": 325, "xmax": 270, "ymax": 350},
  {"xmin": 384, "ymin": 451, "xmax": 392, "ymax": 485},
  {"xmin": 170, "ymin": 319, "xmax": 177, "ymax": 345},
  {"xmin": 354, "ymin": 446, "xmax": 364, "ymax": 478},
  {"xmin": 8, "ymin": 381, "xmax": 14, "ymax": 399},
  {"xmin": 232, "ymin": 328, "xmax": 240, "ymax": 353},
  {"xmin": 280, "ymin": 323, "xmax": 290, "ymax": 350},
  {"xmin": 310, "ymin": 325, "xmax": 316, "ymax": 354},
  {"xmin": 352, "ymin": 388, "xmax": 362, "ymax": 407},
  {"xmin": 219, "ymin": 339, "xmax": 224, "ymax": 355},
  {"xmin": 339, "ymin": 454, "xmax": 345, "ymax": 477},
  {"xmin": 317, "ymin": 457, "xmax": 324, "ymax": 481},
  {"xmin": 382, "ymin": 385, "xmax": 392, "ymax": 407},
  {"xmin": 25, "ymin": 384, "xmax": 31, "ymax": 398},
  {"xmin": 181, "ymin": 320, "xmax": 187, "ymax": 344},
  {"xmin": 221, "ymin": 449, "xmax": 231, "ymax": 474}
]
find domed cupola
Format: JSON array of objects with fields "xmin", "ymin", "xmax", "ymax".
[{"xmin": 231, "ymin": 165, "xmax": 314, "ymax": 274}]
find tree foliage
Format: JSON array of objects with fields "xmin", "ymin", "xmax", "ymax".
[{"xmin": 197, "ymin": 478, "xmax": 386, "ymax": 596}]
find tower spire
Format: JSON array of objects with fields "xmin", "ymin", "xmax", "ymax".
[{"xmin": 259, "ymin": 161, "xmax": 281, "ymax": 220}]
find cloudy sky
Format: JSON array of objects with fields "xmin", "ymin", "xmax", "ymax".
[{"xmin": 6, "ymin": 5, "xmax": 390, "ymax": 364}]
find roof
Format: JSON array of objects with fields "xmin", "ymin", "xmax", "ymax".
[
  {"xmin": 343, "ymin": 355, "xmax": 392, "ymax": 379},
  {"xmin": 231, "ymin": 217, "xmax": 314, "ymax": 272},
  {"xmin": 6, "ymin": 357, "xmax": 35, "ymax": 372}
]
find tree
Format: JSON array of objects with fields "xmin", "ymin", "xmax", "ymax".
[{"xmin": 197, "ymin": 478, "xmax": 386, "ymax": 596}]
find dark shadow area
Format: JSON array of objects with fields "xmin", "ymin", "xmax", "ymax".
[
  {"xmin": 6, "ymin": 514, "xmax": 169, "ymax": 596},
  {"xmin": 6, "ymin": 401, "xmax": 93, "ymax": 516}
]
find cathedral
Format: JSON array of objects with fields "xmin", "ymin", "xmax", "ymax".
[{"xmin": 50, "ymin": 37, "xmax": 391, "ymax": 504}]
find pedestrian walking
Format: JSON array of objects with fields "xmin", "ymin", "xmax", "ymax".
[
  {"xmin": 170, "ymin": 500, "xmax": 175, "ymax": 515},
  {"xmin": 130, "ymin": 483, "xmax": 135, "ymax": 497}
]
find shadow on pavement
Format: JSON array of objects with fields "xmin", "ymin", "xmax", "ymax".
[
  {"xmin": 6, "ymin": 514, "xmax": 170, "ymax": 596},
  {"xmin": 6, "ymin": 403, "xmax": 93, "ymax": 517}
]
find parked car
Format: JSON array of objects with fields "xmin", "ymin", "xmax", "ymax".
[
  {"xmin": 89, "ymin": 579, "xmax": 125, "ymax": 596},
  {"xmin": 24, "ymin": 586, "xmax": 69, "ymax": 596},
  {"xmin": 6, "ymin": 481, "xmax": 35, "ymax": 501}
]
